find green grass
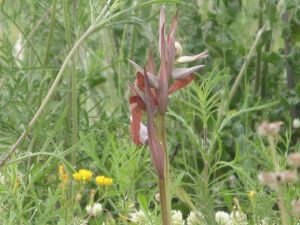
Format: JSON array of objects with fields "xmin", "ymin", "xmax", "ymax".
[{"xmin": 1, "ymin": 0, "xmax": 300, "ymax": 224}]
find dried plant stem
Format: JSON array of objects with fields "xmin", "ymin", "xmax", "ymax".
[
  {"xmin": 156, "ymin": 114, "xmax": 171, "ymax": 225},
  {"xmin": 267, "ymin": 136, "xmax": 288, "ymax": 225}
]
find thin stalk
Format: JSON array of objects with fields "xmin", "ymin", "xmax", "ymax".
[
  {"xmin": 267, "ymin": 136, "xmax": 288, "ymax": 225},
  {"xmin": 261, "ymin": 31, "xmax": 272, "ymax": 98},
  {"xmin": 282, "ymin": 11, "xmax": 296, "ymax": 120},
  {"xmin": 44, "ymin": 0, "xmax": 58, "ymax": 65},
  {"xmin": 228, "ymin": 24, "xmax": 266, "ymax": 103},
  {"xmin": 254, "ymin": 0, "xmax": 263, "ymax": 93},
  {"xmin": 64, "ymin": 0, "xmax": 78, "ymax": 166},
  {"xmin": 156, "ymin": 114, "xmax": 171, "ymax": 225}
]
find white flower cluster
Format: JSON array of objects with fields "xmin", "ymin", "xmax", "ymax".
[
  {"xmin": 86, "ymin": 203, "xmax": 103, "ymax": 217},
  {"xmin": 129, "ymin": 209, "xmax": 270, "ymax": 225}
]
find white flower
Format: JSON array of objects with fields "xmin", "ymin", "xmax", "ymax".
[
  {"xmin": 187, "ymin": 211, "xmax": 205, "ymax": 225},
  {"xmin": 230, "ymin": 211, "xmax": 247, "ymax": 225},
  {"xmin": 293, "ymin": 118, "xmax": 300, "ymax": 129},
  {"xmin": 215, "ymin": 211, "xmax": 231, "ymax": 225},
  {"xmin": 86, "ymin": 203, "xmax": 102, "ymax": 217},
  {"xmin": 130, "ymin": 210, "xmax": 150, "ymax": 224},
  {"xmin": 171, "ymin": 210, "xmax": 184, "ymax": 225}
]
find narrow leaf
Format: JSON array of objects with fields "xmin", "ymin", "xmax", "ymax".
[{"xmin": 129, "ymin": 60, "xmax": 158, "ymax": 89}]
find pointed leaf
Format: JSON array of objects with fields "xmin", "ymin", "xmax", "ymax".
[
  {"xmin": 176, "ymin": 50, "xmax": 209, "ymax": 64},
  {"xmin": 147, "ymin": 49, "xmax": 156, "ymax": 74},
  {"xmin": 129, "ymin": 60, "xmax": 158, "ymax": 89},
  {"xmin": 171, "ymin": 65, "xmax": 205, "ymax": 80},
  {"xmin": 159, "ymin": 21, "xmax": 168, "ymax": 113},
  {"xmin": 159, "ymin": 6, "xmax": 166, "ymax": 59},
  {"xmin": 129, "ymin": 82, "xmax": 145, "ymax": 104},
  {"xmin": 169, "ymin": 74, "xmax": 194, "ymax": 94}
]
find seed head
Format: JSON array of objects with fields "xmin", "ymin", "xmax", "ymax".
[
  {"xmin": 257, "ymin": 121, "xmax": 283, "ymax": 137},
  {"xmin": 287, "ymin": 153, "xmax": 300, "ymax": 167}
]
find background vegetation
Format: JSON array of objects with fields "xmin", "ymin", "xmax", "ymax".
[{"xmin": 0, "ymin": 0, "xmax": 300, "ymax": 224}]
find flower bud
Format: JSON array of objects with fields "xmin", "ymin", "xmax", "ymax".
[
  {"xmin": 293, "ymin": 118, "xmax": 300, "ymax": 129},
  {"xmin": 175, "ymin": 41, "xmax": 182, "ymax": 58}
]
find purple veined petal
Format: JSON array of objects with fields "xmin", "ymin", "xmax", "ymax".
[
  {"xmin": 176, "ymin": 50, "xmax": 209, "ymax": 64},
  {"xmin": 144, "ymin": 67, "xmax": 164, "ymax": 179},
  {"xmin": 128, "ymin": 60, "xmax": 159, "ymax": 89},
  {"xmin": 171, "ymin": 65, "xmax": 205, "ymax": 80},
  {"xmin": 129, "ymin": 82, "xmax": 145, "ymax": 103}
]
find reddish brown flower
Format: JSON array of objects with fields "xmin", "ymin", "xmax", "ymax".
[{"xmin": 129, "ymin": 7, "xmax": 207, "ymax": 146}]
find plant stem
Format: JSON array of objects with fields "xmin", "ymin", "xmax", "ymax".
[
  {"xmin": 282, "ymin": 11, "xmax": 296, "ymax": 120},
  {"xmin": 261, "ymin": 31, "xmax": 272, "ymax": 98},
  {"xmin": 44, "ymin": 0, "xmax": 58, "ymax": 65},
  {"xmin": 267, "ymin": 136, "xmax": 288, "ymax": 225},
  {"xmin": 254, "ymin": 0, "xmax": 263, "ymax": 94},
  {"xmin": 156, "ymin": 114, "xmax": 171, "ymax": 225},
  {"xmin": 64, "ymin": 0, "xmax": 78, "ymax": 166}
]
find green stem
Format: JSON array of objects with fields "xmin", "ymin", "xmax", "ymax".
[
  {"xmin": 254, "ymin": 0, "xmax": 263, "ymax": 93},
  {"xmin": 267, "ymin": 136, "xmax": 288, "ymax": 225},
  {"xmin": 63, "ymin": 0, "xmax": 78, "ymax": 166},
  {"xmin": 44, "ymin": 0, "xmax": 58, "ymax": 65},
  {"xmin": 156, "ymin": 114, "xmax": 171, "ymax": 225}
]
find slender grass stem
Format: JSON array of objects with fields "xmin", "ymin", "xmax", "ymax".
[
  {"xmin": 267, "ymin": 136, "xmax": 288, "ymax": 225},
  {"xmin": 63, "ymin": 0, "xmax": 78, "ymax": 166},
  {"xmin": 44, "ymin": 0, "xmax": 58, "ymax": 65},
  {"xmin": 254, "ymin": 0, "xmax": 263, "ymax": 94}
]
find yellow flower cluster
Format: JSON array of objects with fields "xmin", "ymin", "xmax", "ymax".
[
  {"xmin": 73, "ymin": 169, "xmax": 93, "ymax": 182},
  {"xmin": 96, "ymin": 176, "xmax": 113, "ymax": 186},
  {"xmin": 72, "ymin": 168, "xmax": 113, "ymax": 186}
]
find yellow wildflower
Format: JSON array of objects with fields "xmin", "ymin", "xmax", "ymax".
[
  {"xmin": 248, "ymin": 191, "xmax": 256, "ymax": 199},
  {"xmin": 79, "ymin": 169, "xmax": 93, "ymax": 182},
  {"xmin": 96, "ymin": 176, "xmax": 113, "ymax": 186},
  {"xmin": 73, "ymin": 172, "xmax": 82, "ymax": 181}
]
